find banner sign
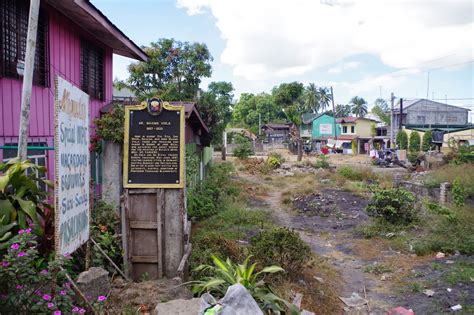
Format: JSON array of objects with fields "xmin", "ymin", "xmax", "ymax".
[
  {"xmin": 319, "ymin": 123, "xmax": 333, "ymax": 134},
  {"xmin": 123, "ymin": 98, "xmax": 185, "ymax": 188},
  {"xmin": 54, "ymin": 76, "xmax": 90, "ymax": 255}
]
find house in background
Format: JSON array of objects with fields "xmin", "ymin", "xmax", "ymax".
[
  {"xmin": 301, "ymin": 113, "xmax": 318, "ymax": 140},
  {"xmin": 261, "ymin": 123, "xmax": 291, "ymax": 144},
  {"xmin": 309, "ymin": 113, "xmax": 341, "ymax": 151},
  {"xmin": 393, "ymin": 99, "xmax": 470, "ymax": 129},
  {"xmin": 337, "ymin": 117, "xmax": 378, "ymax": 154},
  {"xmin": 0, "ymin": 0, "xmax": 147, "ymax": 186}
]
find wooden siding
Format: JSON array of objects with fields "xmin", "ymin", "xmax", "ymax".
[{"xmin": 0, "ymin": 3, "xmax": 113, "ymax": 174}]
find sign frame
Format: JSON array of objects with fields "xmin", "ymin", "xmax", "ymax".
[
  {"xmin": 123, "ymin": 101, "xmax": 185, "ymax": 189},
  {"xmin": 54, "ymin": 75, "xmax": 91, "ymax": 255}
]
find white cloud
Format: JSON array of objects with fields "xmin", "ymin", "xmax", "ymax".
[
  {"xmin": 328, "ymin": 61, "xmax": 360, "ymax": 74},
  {"xmin": 177, "ymin": 0, "xmax": 474, "ymax": 81}
]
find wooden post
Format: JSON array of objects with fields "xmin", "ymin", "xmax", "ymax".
[{"xmin": 17, "ymin": 0, "xmax": 40, "ymax": 160}]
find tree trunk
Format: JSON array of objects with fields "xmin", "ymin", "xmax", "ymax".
[{"xmin": 297, "ymin": 139, "xmax": 303, "ymax": 162}]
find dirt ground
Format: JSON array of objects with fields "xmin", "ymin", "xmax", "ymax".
[{"xmin": 237, "ymin": 153, "xmax": 473, "ymax": 314}]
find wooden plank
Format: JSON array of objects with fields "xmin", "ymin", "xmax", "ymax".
[
  {"xmin": 156, "ymin": 189, "xmax": 164, "ymax": 278},
  {"xmin": 124, "ymin": 189, "xmax": 132, "ymax": 278},
  {"xmin": 128, "ymin": 188, "xmax": 158, "ymax": 195},
  {"xmin": 129, "ymin": 221, "xmax": 158, "ymax": 229},
  {"xmin": 131, "ymin": 256, "xmax": 159, "ymax": 263},
  {"xmin": 177, "ymin": 243, "xmax": 192, "ymax": 280},
  {"xmin": 163, "ymin": 189, "xmax": 185, "ymax": 277}
]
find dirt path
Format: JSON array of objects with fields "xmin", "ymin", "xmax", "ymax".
[{"xmin": 260, "ymin": 182, "xmax": 394, "ymax": 314}]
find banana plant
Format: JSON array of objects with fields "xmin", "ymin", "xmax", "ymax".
[
  {"xmin": 0, "ymin": 158, "xmax": 53, "ymax": 248},
  {"xmin": 192, "ymin": 255, "xmax": 300, "ymax": 314}
]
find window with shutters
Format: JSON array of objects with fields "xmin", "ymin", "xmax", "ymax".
[
  {"xmin": 80, "ymin": 40, "xmax": 104, "ymax": 100},
  {"xmin": 0, "ymin": 0, "xmax": 49, "ymax": 87}
]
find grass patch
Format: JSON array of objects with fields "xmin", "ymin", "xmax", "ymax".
[
  {"xmin": 364, "ymin": 263, "xmax": 395, "ymax": 275},
  {"xmin": 422, "ymin": 163, "xmax": 474, "ymax": 198},
  {"xmin": 444, "ymin": 261, "xmax": 474, "ymax": 285},
  {"xmin": 406, "ymin": 281, "xmax": 424, "ymax": 293},
  {"xmin": 337, "ymin": 165, "xmax": 377, "ymax": 181},
  {"xmin": 413, "ymin": 204, "xmax": 474, "ymax": 255}
]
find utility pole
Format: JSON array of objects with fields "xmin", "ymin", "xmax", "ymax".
[
  {"xmin": 330, "ymin": 86, "xmax": 337, "ymax": 140},
  {"xmin": 258, "ymin": 113, "xmax": 262, "ymax": 136},
  {"xmin": 390, "ymin": 92, "xmax": 394, "ymax": 148},
  {"xmin": 17, "ymin": 0, "xmax": 40, "ymax": 160}
]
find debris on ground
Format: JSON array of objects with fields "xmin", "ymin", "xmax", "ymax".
[
  {"xmin": 450, "ymin": 304, "xmax": 462, "ymax": 312},
  {"xmin": 339, "ymin": 292, "xmax": 367, "ymax": 307},
  {"xmin": 199, "ymin": 284, "xmax": 263, "ymax": 315},
  {"xmin": 422, "ymin": 289, "xmax": 435, "ymax": 297},
  {"xmin": 436, "ymin": 252, "xmax": 445, "ymax": 259},
  {"xmin": 155, "ymin": 298, "xmax": 201, "ymax": 315},
  {"xmin": 387, "ymin": 306, "xmax": 415, "ymax": 315}
]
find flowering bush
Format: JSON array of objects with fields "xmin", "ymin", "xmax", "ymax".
[{"xmin": 0, "ymin": 230, "xmax": 84, "ymax": 314}]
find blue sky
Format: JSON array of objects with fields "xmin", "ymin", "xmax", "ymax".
[{"xmin": 92, "ymin": 0, "xmax": 474, "ymax": 120}]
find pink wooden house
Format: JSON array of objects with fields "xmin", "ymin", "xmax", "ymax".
[{"xmin": 0, "ymin": 0, "xmax": 147, "ymax": 184}]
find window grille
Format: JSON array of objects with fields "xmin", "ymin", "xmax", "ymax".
[
  {"xmin": 80, "ymin": 39, "xmax": 104, "ymax": 100},
  {"xmin": 0, "ymin": 0, "xmax": 49, "ymax": 87}
]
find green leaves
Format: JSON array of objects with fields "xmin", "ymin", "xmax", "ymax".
[{"xmin": 192, "ymin": 255, "xmax": 293, "ymax": 313}]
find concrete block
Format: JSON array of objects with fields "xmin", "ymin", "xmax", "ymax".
[{"xmin": 76, "ymin": 267, "xmax": 110, "ymax": 301}]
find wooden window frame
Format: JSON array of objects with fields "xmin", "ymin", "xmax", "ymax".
[
  {"xmin": 80, "ymin": 39, "xmax": 104, "ymax": 101},
  {"xmin": 351, "ymin": 125, "xmax": 355, "ymax": 133},
  {"xmin": 0, "ymin": 0, "xmax": 49, "ymax": 87}
]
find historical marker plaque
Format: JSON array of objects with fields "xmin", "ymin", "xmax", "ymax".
[{"xmin": 123, "ymin": 99, "xmax": 185, "ymax": 188}]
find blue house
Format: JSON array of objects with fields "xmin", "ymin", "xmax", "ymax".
[{"xmin": 301, "ymin": 113, "xmax": 342, "ymax": 151}]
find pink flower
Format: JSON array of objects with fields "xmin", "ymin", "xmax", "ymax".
[
  {"xmin": 97, "ymin": 295, "xmax": 107, "ymax": 302},
  {"xmin": 10, "ymin": 243, "xmax": 20, "ymax": 250},
  {"xmin": 79, "ymin": 309, "xmax": 86, "ymax": 314},
  {"xmin": 59, "ymin": 290, "xmax": 66, "ymax": 296},
  {"xmin": 40, "ymin": 269, "xmax": 48, "ymax": 275},
  {"xmin": 1, "ymin": 261, "xmax": 9, "ymax": 267},
  {"xmin": 42, "ymin": 294, "xmax": 51, "ymax": 301},
  {"xmin": 53, "ymin": 311, "xmax": 61, "ymax": 315},
  {"xmin": 72, "ymin": 306, "xmax": 80, "ymax": 313},
  {"xmin": 18, "ymin": 228, "xmax": 31, "ymax": 234},
  {"xmin": 17, "ymin": 252, "xmax": 28, "ymax": 257},
  {"xmin": 16, "ymin": 284, "xmax": 23, "ymax": 289},
  {"xmin": 47, "ymin": 303, "xmax": 54, "ymax": 308}
]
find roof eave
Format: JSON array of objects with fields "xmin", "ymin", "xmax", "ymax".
[{"xmin": 48, "ymin": 0, "xmax": 148, "ymax": 62}]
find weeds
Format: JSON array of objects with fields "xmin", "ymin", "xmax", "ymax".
[
  {"xmin": 444, "ymin": 261, "xmax": 474, "ymax": 285},
  {"xmin": 364, "ymin": 263, "xmax": 394, "ymax": 275},
  {"xmin": 365, "ymin": 187, "xmax": 417, "ymax": 224},
  {"xmin": 422, "ymin": 163, "xmax": 474, "ymax": 198}
]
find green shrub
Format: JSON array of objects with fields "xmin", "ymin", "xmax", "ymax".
[
  {"xmin": 91, "ymin": 201, "xmax": 123, "ymax": 273},
  {"xmin": 452, "ymin": 179, "xmax": 465, "ymax": 207},
  {"xmin": 315, "ymin": 154, "xmax": 330, "ymax": 169},
  {"xmin": 422, "ymin": 130, "xmax": 433, "ymax": 151},
  {"xmin": 408, "ymin": 131, "xmax": 421, "ymax": 153},
  {"xmin": 337, "ymin": 166, "xmax": 375, "ymax": 181},
  {"xmin": 0, "ymin": 231, "xmax": 81, "ymax": 313},
  {"xmin": 365, "ymin": 187, "xmax": 416, "ymax": 224},
  {"xmin": 0, "ymin": 159, "xmax": 53, "ymax": 250},
  {"xmin": 250, "ymin": 228, "xmax": 310, "ymax": 277},
  {"xmin": 266, "ymin": 152, "xmax": 284, "ymax": 169},
  {"xmin": 233, "ymin": 134, "xmax": 254, "ymax": 159},
  {"xmin": 192, "ymin": 255, "xmax": 298, "ymax": 314},
  {"xmin": 396, "ymin": 130, "xmax": 408, "ymax": 150},
  {"xmin": 187, "ymin": 163, "xmax": 238, "ymax": 220}
]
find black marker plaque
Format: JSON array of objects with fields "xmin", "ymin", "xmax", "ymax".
[{"xmin": 123, "ymin": 101, "xmax": 184, "ymax": 188}]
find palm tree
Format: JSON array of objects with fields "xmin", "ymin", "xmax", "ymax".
[
  {"xmin": 304, "ymin": 83, "xmax": 319, "ymax": 113},
  {"xmin": 350, "ymin": 96, "xmax": 368, "ymax": 117},
  {"xmin": 317, "ymin": 87, "xmax": 332, "ymax": 113}
]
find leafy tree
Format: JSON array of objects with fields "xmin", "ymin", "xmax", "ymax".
[
  {"xmin": 409, "ymin": 131, "xmax": 421, "ymax": 153},
  {"xmin": 371, "ymin": 98, "xmax": 390, "ymax": 125},
  {"xmin": 334, "ymin": 104, "xmax": 352, "ymax": 117},
  {"xmin": 232, "ymin": 93, "xmax": 282, "ymax": 133},
  {"xmin": 317, "ymin": 86, "xmax": 332, "ymax": 113},
  {"xmin": 233, "ymin": 134, "xmax": 254, "ymax": 159},
  {"xmin": 122, "ymin": 38, "xmax": 213, "ymax": 101},
  {"xmin": 304, "ymin": 83, "xmax": 319, "ymax": 113},
  {"xmin": 271, "ymin": 82, "xmax": 304, "ymax": 108},
  {"xmin": 198, "ymin": 81, "xmax": 234, "ymax": 145},
  {"xmin": 350, "ymin": 96, "xmax": 368, "ymax": 117},
  {"xmin": 396, "ymin": 130, "xmax": 408, "ymax": 149},
  {"xmin": 422, "ymin": 130, "xmax": 433, "ymax": 151}
]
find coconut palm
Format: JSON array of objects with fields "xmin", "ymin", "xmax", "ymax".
[
  {"xmin": 304, "ymin": 83, "xmax": 319, "ymax": 113},
  {"xmin": 350, "ymin": 96, "xmax": 368, "ymax": 117},
  {"xmin": 317, "ymin": 87, "xmax": 332, "ymax": 113}
]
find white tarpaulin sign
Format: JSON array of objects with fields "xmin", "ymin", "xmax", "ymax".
[
  {"xmin": 319, "ymin": 124, "xmax": 332, "ymax": 134},
  {"xmin": 54, "ymin": 76, "xmax": 90, "ymax": 255}
]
